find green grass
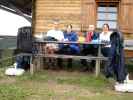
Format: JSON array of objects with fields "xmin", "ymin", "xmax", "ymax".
[
  {"xmin": 0, "ymin": 49, "xmax": 14, "ymax": 68},
  {"xmin": 0, "ymin": 69, "xmax": 133, "ymax": 100},
  {"xmin": 0, "ymin": 49, "xmax": 133, "ymax": 100},
  {"xmin": 0, "ymin": 84, "xmax": 30, "ymax": 100}
]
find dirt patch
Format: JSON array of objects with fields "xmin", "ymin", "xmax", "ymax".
[
  {"xmin": 0, "ymin": 77, "xmax": 16, "ymax": 84},
  {"xmin": 36, "ymin": 79, "xmax": 95, "ymax": 97},
  {"xmin": 45, "ymin": 70, "xmax": 90, "ymax": 78}
]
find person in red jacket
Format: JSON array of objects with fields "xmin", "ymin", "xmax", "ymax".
[
  {"xmin": 81, "ymin": 25, "xmax": 99, "ymax": 72},
  {"xmin": 85, "ymin": 25, "xmax": 99, "ymax": 42}
]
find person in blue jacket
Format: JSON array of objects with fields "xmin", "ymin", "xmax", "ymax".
[{"xmin": 57, "ymin": 24, "xmax": 80, "ymax": 69}]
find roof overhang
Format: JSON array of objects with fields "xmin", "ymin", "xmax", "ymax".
[{"xmin": 0, "ymin": 0, "xmax": 32, "ymax": 22}]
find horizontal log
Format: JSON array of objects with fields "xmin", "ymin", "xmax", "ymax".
[
  {"xmin": 36, "ymin": 7, "xmax": 81, "ymax": 11},
  {"xmin": 34, "ymin": 27, "xmax": 81, "ymax": 33},
  {"xmin": 38, "ymin": 4, "xmax": 81, "ymax": 7},
  {"xmin": 34, "ymin": 54, "xmax": 109, "ymax": 61},
  {"xmin": 36, "ymin": 0, "xmax": 81, "ymax": 4},
  {"xmin": 36, "ymin": 15, "xmax": 81, "ymax": 21},
  {"xmin": 36, "ymin": 10, "xmax": 81, "ymax": 14}
]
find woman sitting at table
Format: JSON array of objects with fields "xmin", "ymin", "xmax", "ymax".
[
  {"xmin": 99, "ymin": 23, "xmax": 113, "ymax": 78},
  {"xmin": 99, "ymin": 23, "xmax": 112, "ymax": 57},
  {"xmin": 57, "ymin": 24, "xmax": 80, "ymax": 70}
]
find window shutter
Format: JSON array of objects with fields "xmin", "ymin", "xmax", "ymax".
[
  {"xmin": 119, "ymin": 0, "xmax": 133, "ymax": 34},
  {"xmin": 81, "ymin": 0, "xmax": 96, "ymax": 31}
]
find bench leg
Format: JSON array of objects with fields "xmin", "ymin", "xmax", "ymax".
[
  {"xmin": 30, "ymin": 56, "xmax": 34, "ymax": 75},
  {"xmin": 35, "ymin": 56, "xmax": 44, "ymax": 71},
  {"xmin": 30, "ymin": 63, "xmax": 34, "ymax": 75},
  {"xmin": 95, "ymin": 60, "xmax": 100, "ymax": 77},
  {"xmin": 30, "ymin": 56, "xmax": 39, "ymax": 75}
]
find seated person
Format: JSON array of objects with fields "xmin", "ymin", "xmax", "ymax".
[
  {"xmin": 45, "ymin": 20, "xmax": 64, "ymax": 54},
  {"xmin": 99, "ymin": 23, "xmax": 113, "ymax": 78},
  {"xmin": 81, "ymin": 25, "xmax": 99, "ymax": 71},
  {"xmin": 57, "ymin": 24, "xmax": 80, "ymax": 69},
  {"xmin": 83, "ymin": 25, "xmax": 99, "ymax": 54},
  {"xmin": 44, "ymin": 20, "xmax": 64, "ymax": 68},
  {"xmin": 77, "ymin": 31, "xmax": 85, "ymax": 43},
  {"xmin": 99, "ymin": 23, "xmax": 112, "ymax": 57}
]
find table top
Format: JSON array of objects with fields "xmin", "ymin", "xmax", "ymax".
[{"xmin": 34, "ymin": 40, "xmax": 107, "ymax": 45}]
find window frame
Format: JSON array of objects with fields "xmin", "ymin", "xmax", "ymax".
[{"xmin": 96, "ymin": 2, "xmax": 119, "ymax": 30}]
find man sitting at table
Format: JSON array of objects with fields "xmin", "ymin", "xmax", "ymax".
[
  {"xmin": 81, "ymin": 25, "xmax": 99, "ymax": 72},
  {"xmin": 45, "ymin": 20, "xmax": 64, "ymax": 53},
  {"xmin": 45, "ymin": 20, "xmax": 64, "ymax": 67},
  {"xmin": 57, "ymin": 24, "xmax": 80, "ymax": 70}
]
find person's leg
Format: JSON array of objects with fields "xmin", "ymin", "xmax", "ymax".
[
  {"xmin": 102, "ymin": 47, "xmax": 113, "ymax": 78},
  {"xmin": 45, "ymin": 46, "xmax": 54, "ymax": 69},
  {"xmin": 66, "ymin": 47, "xmax": 80, "ymax": 70},
  {"xmin": 56, "ymin": 49, "xmax": 63, "ymax": 69},
  {"xmin": 16, "ymin": 56, "xmax": 24, "ymax": 69},
  {"xmin": 101, "ymin": 47, "xmax": 110, "ymax": 57},
  {"xmin": 80, "ymin": 47, "xmax": 89, "ymax": 71},
  {"xmin": 81, "ymin": 45, "xmax": 96, "ymax": 72},
  {"xmin": 56, "ymin": 47, "xmax": 65, "ymax": 69},
  {"xmin": 50, "ymin": 48, "xmax": 58, "ymax": 69},
  {"xmin": 66, "ymin": 48, "xmax": 73, "ymax": 70},
  {"xmin": 88, "ymin": 45, "xmax": 98, "ymax": 72},
  {"xmin": 67, "ymin": 58, "xmax": 72, "ymax": 70},
  {"xmin": 115, "ymin": 50, "xmax": 127, "ymax": 83}
]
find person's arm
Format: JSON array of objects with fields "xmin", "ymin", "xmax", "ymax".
[
  {"xmin": 70, "ymin": 32, "xmax": 78, "ymax": 42},
  {"xmin": 85, "ymin": 32, "xmax": 92, "ymax": 42},
  {"xmin": 93, "ymin": 32, "xmax": 99, "ymax": 40},
  {"xmin": 59, "ymin": 31, "xmax": 65, "ymax": 41}
]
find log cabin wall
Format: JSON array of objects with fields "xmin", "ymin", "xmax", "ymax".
[
  {"xmin": 34, "ymin": 0, "xmax": 82, "ymax": 34},
  {"xmin": 81, "ymin": 0, "xmax": 96, "ymax": 31},
  {"xmin": 119, "ymin": 0, "xmax": 133, "ymax": 39},
  {"xmin": 34, "ymin": 0, "xmax": 133, "ymax": 39}
]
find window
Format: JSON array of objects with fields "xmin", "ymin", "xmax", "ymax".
[{"xmin": 97, "ymin": 5, "xmax": 118, "ymax": 29}]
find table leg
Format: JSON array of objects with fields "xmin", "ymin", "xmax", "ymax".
[{"xmin": 95, "ymin": 45, "xmax": 101, "ymax": 77}]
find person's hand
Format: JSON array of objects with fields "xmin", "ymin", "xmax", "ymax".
[{"xmin": 64, "ymin": 38, "xmax": 69, "ymax": 42}]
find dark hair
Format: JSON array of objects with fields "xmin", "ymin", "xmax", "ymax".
[
  {"xmin": 103, "ymin": 23, "xmax": 109, "ymax": 30},
  {"xmin": 66, "ymin": 24, "xmax": 72, "ymax": 29}
]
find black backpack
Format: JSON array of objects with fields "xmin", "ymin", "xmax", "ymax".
[{"xmin": 17, "ymin": 26, "xmax": 32, "ymax": 53}]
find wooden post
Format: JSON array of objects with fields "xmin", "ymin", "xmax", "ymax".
[
  {"xmin": 30, "ymin": 55, "xmax": 34, "ymax": 75},
  {"xmin": 95, "ymin": 44, "xmax": 101, "ymax": 77}
]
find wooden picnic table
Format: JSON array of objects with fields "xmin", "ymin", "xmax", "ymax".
[{"xmin": 32, "ymin": 40, "xmax": 108, "ymax": 77}]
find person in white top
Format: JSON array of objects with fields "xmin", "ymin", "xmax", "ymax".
[
  {"xmin": 99, "ymin": 23, "xmax": 112, "ymax": 57},
  {"xmin": 46, "ymin": 21, "xmax": 64, "ymax": 41},
  {"xmin": 45, "ymin": 20, "xmax": 64, "ymax": 54}
]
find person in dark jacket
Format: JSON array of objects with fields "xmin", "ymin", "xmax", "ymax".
[
  {"xmin": 105, "ymin": 30, "xmax": 127, "ymax": 83},
  {"xmin": 57, "ymin": 24, "xmax": 80, "ymax": 70},
  {"xmin": 15, "ymin": 26, "xmax": 32, "ymax": 70}
]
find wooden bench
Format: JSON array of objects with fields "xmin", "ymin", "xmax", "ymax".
[
  {"xmin": 11, "ymin": 39, "xmax": 133, "ymax": 76},
  {"xmin": 32, "ymin": 40, "xmax": 108, "ymax": 77}
]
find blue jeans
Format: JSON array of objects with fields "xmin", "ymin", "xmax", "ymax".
[
  {"xmin": 16, "ymin": 56, "xmax": 30, "ymax": 70},
  {"xmin": 101, "ymin": 47, "xmax": 111, "ymax": 57}
]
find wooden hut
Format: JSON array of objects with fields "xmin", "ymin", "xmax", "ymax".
[{"xmin": 33, "ymin": 0, "xmax": 133, "ymax": 57}]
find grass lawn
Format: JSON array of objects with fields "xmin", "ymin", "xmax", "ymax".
[{"xmin": 0, "ymin": 68, "xmax": 133, "ymax": 100}]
